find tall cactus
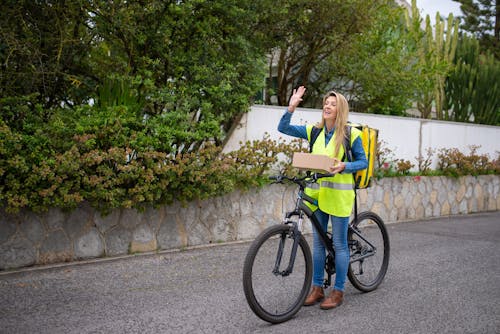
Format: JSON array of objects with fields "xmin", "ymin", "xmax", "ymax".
[
  {"xmin": 444, "ymin": 37, "xmax": 479, "ymax": 122},
  {"xmin": 445, "ymin": 36, "xmax": 500, "ymax": 125},
  {"xmin": 405, "ymin": 0, "xmax": 458, "ymax": 119},
  {"xmin": 473, "ymin": 55, "xmax": 500, "ymax": 125},
  {"xmin": 434, "ymin": 13, "xmax": 458, "ymax": 120}
]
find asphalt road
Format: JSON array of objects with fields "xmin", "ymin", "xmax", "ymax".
[{"xmin": 1, "ymin": 212, "xmax": 499, "ymax": 334}]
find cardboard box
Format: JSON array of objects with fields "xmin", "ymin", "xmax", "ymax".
[{"xmin": 292, "ymin": 152, "xmax": 335, "ymax": 173}]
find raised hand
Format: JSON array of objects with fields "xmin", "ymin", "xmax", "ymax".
[{"xmin": 288, "ymin": 86, "xmax": 306, "ymax": 112}]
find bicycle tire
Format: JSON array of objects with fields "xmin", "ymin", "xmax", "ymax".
[
  {"xmin": 243, "ymin": 224, "xmax": 312, "ymax": 324},
  {"xmin": 347, "ymin": 211, "xmax": 390, "ymax": 292}
]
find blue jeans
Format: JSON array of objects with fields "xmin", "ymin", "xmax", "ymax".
[{"xmin": 311, "ymin": 210, "xmax": 350, "ymax": 292}]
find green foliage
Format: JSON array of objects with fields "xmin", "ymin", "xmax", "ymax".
[
  {"xmin": 405, "ymin": 0, "xmax": 459, "ymax": 119},
  {"xmin": 437, "ymin": 145, "xmax": 499, "ymax": 176},
  {"xmin": 262, "ymin": 0, "xmax": 419, "ymax": 114},
  {"xmin": 0, "ymin": 0, "xmax": 268, "ymax": 157},
  {"xmin": 225, "ymin": 134, "xmax": 306, "ymax": 182},
  {"xmin": 416, "ymin": 148, "xmax": 436, "ymax": 173},
  {"xmin": 335, "ymin": 3, "xmax": 420, "ymax": 115},
  {"xmin": 444, "ymin": 35, "xmax": 500, "ymax": 125},
  {"xmin": 1, "ymin": 0, "xmax": 498, "ymax": 215},
  {"xmin": 0, "ymin": 120, "xmax": 303, "ymax": 213},
  {"xmin": 0, "ymin": 0, "xmax": 276, "ymax": 214},
  {"xmin": 396, "ymin": 160, "xmax": 414, "ymax": 175},
  {"xmin": 373, "ymin": 139, "xmax": 498, "ymax": 179},
  {"xmin": 0, "ymin": 0, "xmax": 95, "ymax": 109},
  {"xmin": 453, "ymin": 0, "xmax": 499, "ymax": 59}
]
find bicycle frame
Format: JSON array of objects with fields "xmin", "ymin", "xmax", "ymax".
[
  {"xmin": 276, "ymin": 176, "xmax": 378, "ymax": 288},
  {"xmin": 244, "ymin": 174, "xmax": 390, "ymax": 324}
]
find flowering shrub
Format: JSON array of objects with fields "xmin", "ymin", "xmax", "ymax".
[
  {"xmin": 437, "ymin": 145, "xmax": 499, "ymax": 177},
  {"xmin": 0, "ymin": 120, "xmax": 304, "ymax": 214},
  {"xmin": 1, "ymin": 114, "xmax": 497, "ymax": 215},
  {"xmin": 374, "ymin": 141, "xmax": 498, "ymax": 179}
]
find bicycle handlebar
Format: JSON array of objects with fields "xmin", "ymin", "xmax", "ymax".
[{"xmin": 269, "ymin": 172, "xmax": 335, "ymax": 187}]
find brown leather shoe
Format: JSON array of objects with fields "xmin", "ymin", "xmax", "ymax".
[
  {"xmin": 320, "ymin": 289, "xmax": 344, "ymax": 310},
  {"xmin": 304, "ymin": 286, "xmax": 324, "ymax": 306}
]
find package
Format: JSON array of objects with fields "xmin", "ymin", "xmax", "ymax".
[{"xmin": 292, "ymin": 152, "xmax": 335, "ymax": 173}]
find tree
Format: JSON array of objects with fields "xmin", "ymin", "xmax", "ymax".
[
  {"xmin": 0, "ymin": 0, "xmax": 270, "ymax": 154},
  {"xmin": 0, "ymin": 0, "xmax": 276, "ymax": 212},
  {"xmin": 334, "ymin": 2, "xmax": 424, "ymax": 114},
  {"xmin": 453, "ymin": 0, "xmax": 500, "ymax": 58},
  {"xmin": 260, "ymin": 0, "xmax": 425, "ymax": 114},
  {"xmin": 0, "ymin": 0, "xmax": 95, "ymax": 114}
]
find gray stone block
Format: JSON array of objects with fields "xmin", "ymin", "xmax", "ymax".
[
  {"xmin": 433, "ymin": 203, "xmax": 441, "ymax": 217},
  {"xmin": 237, "ymin": 215, "xmax": 262, "ymax": 241},
  {"xmin": 0, "ymin": 216, "xmax": 17, "ymax": 244},
  {"xmin": 45, "ymin": 208, "xmax": 66, "ymax": 230},
  {"xmin": 130, "ymin": 224, "xmax": 157, "ymax": 253},
  {"xmin": 0, "ymin": 235, "xmax": 36, "ymax": 270},
  {"xmin": 186, "ymin": 218, "xmax": 210, "ymax": 246},
  {"xmin": 132, "ymin": 224, "xmax": 154, "ymax": 243},
  {"xmin": 74, "ymin": 228, "xmax": 104, "ymax": 259},
  {"xmin": 64, "ymin": 206, "xmax": 92, "ymax": 240},
  {"xmin": 198, "ymin": 200, "xmax": 218, "ymax": 230},
  {"xmin": 157, "ymin": 213, "xmax": 184, "ymax": 250},
  {"xmin": 39, "ymin": 230, "xmax": 72, "ymax": 264},
  {"xmin": 94, "ymin": 209, "xmax": 121, "ymax": 233},
  {"xmin": 120, "ymin": 208, "xmax": 143, "ymax": 229},
  {"xmin": 144, "ymin": 206, "xmax": 163, "ymax": 234},
  {"xmin": 212, "ymin": 217, "xmax": 232, "ymax": 242},
  {"xmin": 20, "ymin": 213, "xmax": 45, "ymax": 245},
  {"xmin": 105, "ymin": 226, "xmax": 132, "ymax": 256}
]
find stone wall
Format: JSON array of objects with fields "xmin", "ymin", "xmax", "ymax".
[{"xmin": 1, "ymin": 175, "xmax": 499, "ymax": 271}]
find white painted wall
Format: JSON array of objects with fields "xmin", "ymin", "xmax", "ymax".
[{"xmin": 223, "ymin": 105, "xmax": 500, "ymax": 170}]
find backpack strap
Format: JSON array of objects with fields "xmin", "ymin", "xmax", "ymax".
[
  {"xmin": 343, "ymin": 124, "xmax": 360, "ymax": 190},
  {"xmin": 309, "ymin": 126, "xmax": 322, "ymax": 153},
  {"xmin": 343, "ymin": 124, "xmax": 353, "ymax": 162}
]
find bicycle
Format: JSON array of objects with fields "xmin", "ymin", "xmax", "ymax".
[{"xmin": 242, "ymin": 173, "xmax": 390, "ymax": 324}]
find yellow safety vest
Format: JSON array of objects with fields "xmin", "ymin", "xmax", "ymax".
[{"xmin": 303, "ymin": 124, "xmax": 361, "ymax": 217}]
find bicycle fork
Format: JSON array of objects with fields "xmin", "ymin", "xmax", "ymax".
[{"xmin": 272, "ymin": 217, "xmax": 303, "ymax": 277}]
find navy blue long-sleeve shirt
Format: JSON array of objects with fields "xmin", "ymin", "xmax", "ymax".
[{"xmin": 278, "ymin": 109, "xmax": 368, "ymax": 174}]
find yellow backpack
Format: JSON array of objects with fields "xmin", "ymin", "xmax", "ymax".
[
  {"xmin": 309, "ymin": 122, "xmax": 378, "ymax": 189},
  {"xmin": 345, "ymin": 123, "xmax": 378, "ymax": 188}
]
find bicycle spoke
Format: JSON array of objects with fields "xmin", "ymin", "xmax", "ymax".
[
  {"xmin": 348, "ymin": 212, "xmax": 390, "ymax": 292},
  {"xmin": 243, "ymin": 225, "xmax": 312, "ymax": 323},
  {"xmin": 251, "ymin": 233, "xmax": 306, "ymax": 314}
]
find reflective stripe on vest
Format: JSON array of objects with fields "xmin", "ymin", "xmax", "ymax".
[
  {"xmin": 306, "ymin": 182, "xmax": 320, "ymax": 190},
  {"xmin": 305, "ymin": 124, "xmax": 361, "ymax": 217},
  {"xmin": 321, "ymin": 181, "xmax": 354, "ymax": 191}
]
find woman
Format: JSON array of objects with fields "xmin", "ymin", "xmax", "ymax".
[{"xmin": 277, "ymin": 86, "xmax": 368, "ymax": 310}]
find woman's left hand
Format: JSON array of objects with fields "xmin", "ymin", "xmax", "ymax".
[{"xmin": 329, "ymin": 158, "xmax": 346, "ymax": 174}]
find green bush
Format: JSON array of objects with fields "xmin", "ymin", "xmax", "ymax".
[
  {"xmin": 0, "ymin": 113, "xmax": 304, "ymax": 214},
  {"xmin": 437, "ymin": 146, "xmax": 499, "ymax": 177},
  {"xmin": 1, "ymin": 110, "xmax": 498, "ymax": 215},
  {"xmin": 374, "ymin": 140, "xmax": 499, "ymax": 178}
]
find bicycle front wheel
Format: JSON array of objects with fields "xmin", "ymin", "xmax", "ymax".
[
  {"xmin": 243, "ymin": 224, "xmax": 312, "ymax": 324},
  {"xmin": 348, "ymin": 211, "xmax": 390, "ymax": 292}
]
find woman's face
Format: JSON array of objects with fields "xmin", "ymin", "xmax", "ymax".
[{"xmin": 323, "ymin": 96, "xmax": 337, "ymax": 122}]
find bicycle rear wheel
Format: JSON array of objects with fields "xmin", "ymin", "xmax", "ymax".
[
  {"xmin": 243, "ymin": 224, "xmax": 312, "ymax": 324},
  {"xmin": 348, "ymin": 211, "xmax": 390, "ymax": 292}
]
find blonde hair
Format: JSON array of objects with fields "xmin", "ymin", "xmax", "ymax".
[{"xmin": 315, "ymin": 91, "xmax": 349, "ymax": 157}]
